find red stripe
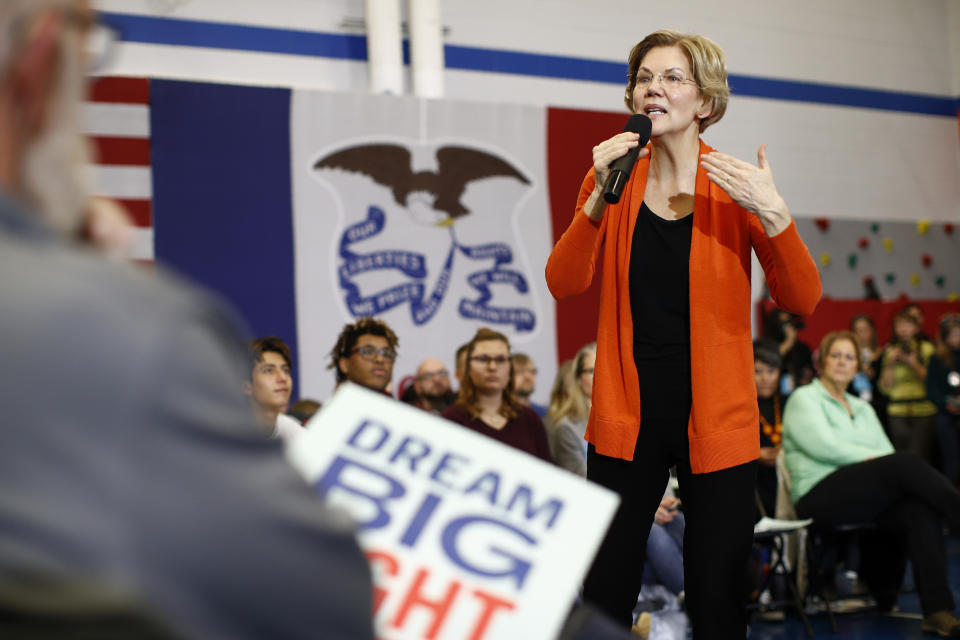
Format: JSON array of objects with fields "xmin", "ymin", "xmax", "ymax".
[
  {"xmin": 90, "ymin": 136, "xmax": 151, "ymax": 166},
  {"xmin": 88, "ymin": 77, "xmax": 150, "ymax": 104},
  {"xmin": 115, "ymin": 199, "xmax": 152, "ymax": 227}
]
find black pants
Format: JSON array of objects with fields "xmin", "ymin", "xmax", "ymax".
[
  {"xmin": 796, "ymin": 452, "xmax": 960, "ymax": 615},
  {"xmin": 583, "ymin": 355, "xmax": 757, "ymax": 639}
]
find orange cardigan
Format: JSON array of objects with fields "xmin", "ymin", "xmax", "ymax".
[{"xmin": 545, "ymin": 139, "xmax": 821, "ymax": 473}]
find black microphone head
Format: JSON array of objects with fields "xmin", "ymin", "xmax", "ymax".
[{"xmin": 623, "ymin": 113, "xmax": 652, "ymax": 147}]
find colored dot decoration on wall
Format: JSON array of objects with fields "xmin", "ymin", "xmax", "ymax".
[
  {"xmin": 950, "ymin": 292, "xmax": 959, "ymax": 302},
  {"xmin": 808, "ymin": 219, "xmax": 957, "ymax": 302}
]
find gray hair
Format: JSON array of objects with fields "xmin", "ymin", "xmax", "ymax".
[{"xmin": 1, "ymin": 0, "xmax": 90, "ymax": 235}]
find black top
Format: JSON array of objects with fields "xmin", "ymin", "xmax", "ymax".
[
  {"xmin": 629, "ymin": 201, "xmax": 693, "ymax": 359},
  {"xmin": 629, "ymin": 201, "xmax": 694, "ymax": 422}
]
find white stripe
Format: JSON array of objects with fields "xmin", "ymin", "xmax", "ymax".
[
  {"xmin": 82, "ymin": 103, "xmax": 150, "ymax": 138},
  {"xmin": 126, "ymin": 227, "xmax": 154, "ymax": 261},
  {"xmin": 87, "ymin": 166, "xmax": 153, "ymax": 199}
]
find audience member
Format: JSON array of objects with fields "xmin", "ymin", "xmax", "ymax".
[
  {"xmin": 878, "ymin": 309, "xmax": 937, "ymax": 461},
  {"xmin": 454, "ymin": 342, "xmax": 469, "ymax": 385},
  {"xmin": 643, "ymin": 491, "xmax": 685, "ymax": 599},
  {"xmin": 512, "ymin": 352, "xmax": 548, "ymax": 417},
  {"xmin": 0, "ymin": 3, "xmax": 374, "ymax": 637},
  {"xmin": 329, "ymin": 317, "xmax": 398, "ymax": 393},
  {"xmin": 753, "ymin": 342, "xmax": 784, "ymax": 519},
  {"xmin": 927, "ymin": 313, "xmax": 960, "ymax": 485},
  {"xmin": 849, "ymin": 313, "xmax": 880, "ymax": 401},
  {"xmin": 442, "ymin": 328, "xmax": 553, "ymax": 463},
  {"xmin": 763, "ymin": 307, "xmax": 814, "ymax": 393},
  {"xmin": 287, "ymin": 398, "xmax": 322, "ymax": 425},
  {"xmin": 545, "ymin": 343, "xmax": 595, "ymax": 476},
  {"xmin": 905, "ymin": 302, "xmax": 933, "ymax": 343},
  {"xmin": 544, "ymin": 359, "xmax": 575, "ymax": 431},
  {"xmin": 245, "ymin": 336, "xmax": 303, "ymax": 444},
  {"xmin": 783, "ymin": 331, "xmax": 960, "ymax": 637},
  {"xmin": 404, "ymin": 358, "xmax": 457, "ymax": 414}
]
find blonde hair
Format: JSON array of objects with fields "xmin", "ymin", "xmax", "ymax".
[
  {"xmin": 546, "ymin": 343, "xmax": 595, "ymax": 426},
  {"xmin": 624, "ymin": 29, "xmax": 729, "ymax": 132}
]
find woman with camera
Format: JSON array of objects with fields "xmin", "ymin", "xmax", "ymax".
[{"xmin": 878, "ymin": 308, "xmax": 937, "ymax": 463}]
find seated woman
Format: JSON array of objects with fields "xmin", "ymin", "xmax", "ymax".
[
  {"xmin": 783, "ymin": 330, "xmax": 960, "ymax": 638},
  {"xmin": 442, "ymin": 328, "xmax": 553, "ymax": 463},
  {"xmin": 545, "ymin": 342, "xmax": 595, "ymax": 476},
  {"xmin": 754, "ymin": 340, "xmax": 785, "ymax": 519}
]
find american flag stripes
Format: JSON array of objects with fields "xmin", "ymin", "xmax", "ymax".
[{"xmin": 84, "ymin": 77, "xmax": 153, "ymax": 264}]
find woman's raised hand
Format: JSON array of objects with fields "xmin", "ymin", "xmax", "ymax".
[{"xmin": 700, "ymin": 144, "xmax": 791, "ymax": 236}]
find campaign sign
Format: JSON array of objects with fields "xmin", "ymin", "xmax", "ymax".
[{"xmin": 288, "ymin": 384, "xmax": 619, "ymax": 640}]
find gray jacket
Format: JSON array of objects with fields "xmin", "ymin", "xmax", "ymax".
[{"xmin": 0, "ymin": 193, "xmax": 374, "ymax": 639}]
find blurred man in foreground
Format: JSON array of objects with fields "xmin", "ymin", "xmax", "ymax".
[{"xmin": 0, "ymin": 2, "xmax": 373, "ymax": 638}]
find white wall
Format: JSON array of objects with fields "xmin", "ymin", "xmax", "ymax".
[{"xmin": 89, "ymin": 0, "xmax": 960, "ymax": 371}]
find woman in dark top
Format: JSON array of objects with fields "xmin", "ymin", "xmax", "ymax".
[
  {"xmin": 927, "ymin": 313, "xmax": 960, "ymax": 485},
  {"xmin": 442, "ymin": 328, "xmax": 553, "ymax": 464},
  {"xmin": 754, "ymin": 342, "xmax": 785, "ymax": 519}
]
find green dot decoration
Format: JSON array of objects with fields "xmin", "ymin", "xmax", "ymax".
[
  {"xmin": 885, "ymin": 272, "xmax": 896, "ymax": 284},
  {"xmin": 847, "ymin": 253, "xmax": 858, "ymax": 268}
]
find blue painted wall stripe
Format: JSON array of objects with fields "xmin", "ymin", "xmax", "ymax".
[{"xmin": 101, "ymin": 12, "xmax": 960, "ymax": 117}]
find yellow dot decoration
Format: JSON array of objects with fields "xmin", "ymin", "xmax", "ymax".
[
  {"xmin": 917, "ymin": 219, "xmax": 931, "ymax": 235},
  {"xmin": 819, "ymin": 253, "xmax": 831, "ymax": 267},
  {"xmin": 883, "ymin": 237, "xmax": 894, "ymax": 253},
  {"xmin": 950, "ymin": 292, "xmax": 959, "ymax": 302},
  {"xmin": 911, "ymin": 273, "xmax": 920, "ymax": 287}
]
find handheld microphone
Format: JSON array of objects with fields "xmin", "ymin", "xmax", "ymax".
[{"xmin": 603, "ymin": 114, "xmax": 652, "ymax": 204}]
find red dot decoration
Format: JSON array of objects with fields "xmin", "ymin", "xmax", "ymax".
[
  {"xmin": 814, "ymin": 218, "xmax": 830, "ymax": 232},
  {"xmin": 858, "ymin": 237, "xmax": 869, "ymax": 249},
  {"xmin": 946, "ymin": 223, "xmax": 955, "ymax": 236},
  {"xmin": 922, "ymin": 254, "xmax": 933, "ymax": 268}
]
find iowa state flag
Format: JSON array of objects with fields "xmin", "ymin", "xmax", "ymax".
[{"xmin": 86, "ymin": 78, "xmax": 620, "ymax": 402}]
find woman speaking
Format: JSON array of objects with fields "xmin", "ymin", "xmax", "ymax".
[{"xmin": 545, "ymin": 30, "xmax": 821, "ymax": 637}]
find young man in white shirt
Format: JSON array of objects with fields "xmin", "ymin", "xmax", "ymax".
[{"xmin": 245, "ymin": 336, "xmax": 303, "ymax": 443}]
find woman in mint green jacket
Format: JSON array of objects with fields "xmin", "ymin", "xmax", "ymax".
[{"xmin": 783, "ymin": 331, "xmax": 960, "ymax": 637}]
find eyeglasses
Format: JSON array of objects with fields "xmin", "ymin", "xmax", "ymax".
[
  {"xmin": 635, "ymin": 70, "xmax": 698, "ymax": 90},
  {"xmin": 418, "ymin": 370, "xmax": 449, "ymax": 381},
  {"xmin": 351, "ymin": 345, "xmax": 397, "ymax": 362},
  {"xmin": 470, "ymin": 355, "xmax": 510, "ymax": 366}
]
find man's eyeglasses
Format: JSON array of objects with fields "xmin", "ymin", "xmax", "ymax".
[
  {"xmin": 418, "ymin": 370, "xmax": 449, "ymax": 381},
  {"xmin": 351, "ymin": 345, "xmax": 397, "ymax": 362},
  {"xmin": 470, "ymin": 355, "xmax": 510, "ymax": 366}
]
